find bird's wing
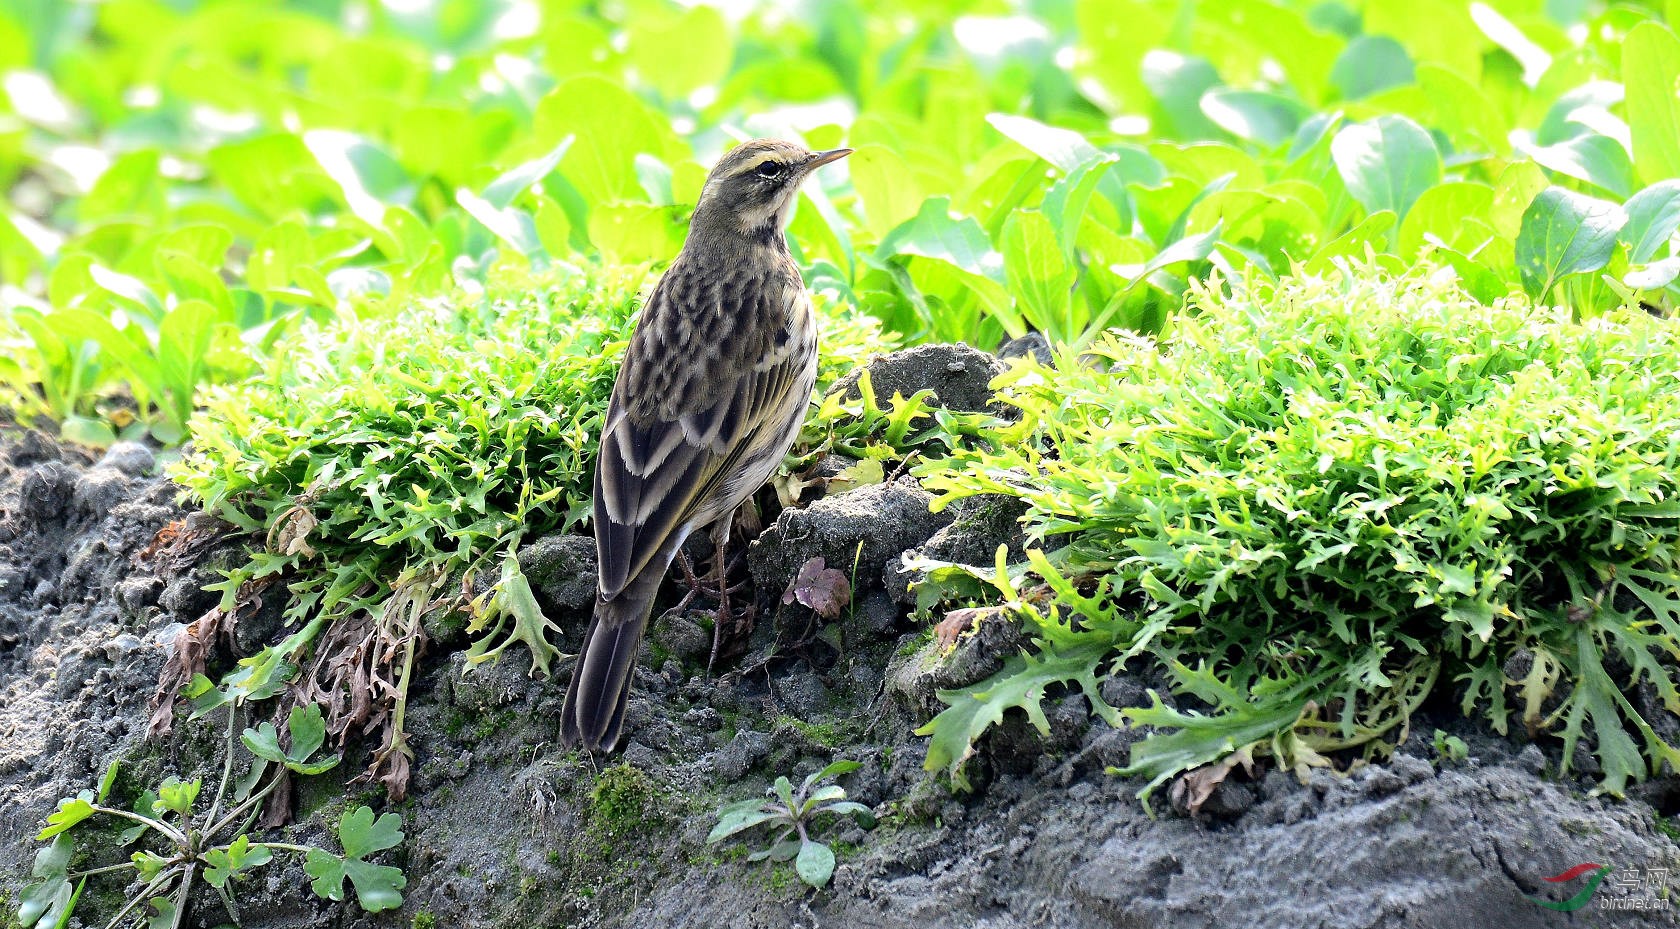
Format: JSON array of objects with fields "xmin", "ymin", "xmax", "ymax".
[{"xmin": 594, "ymin": 264, "xmax": 810, "ymax": 601}]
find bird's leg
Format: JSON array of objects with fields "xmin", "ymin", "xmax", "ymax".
[
  {"xmin": 707, "ymin": 510, "xmax": 737, "ymax": 675},
  {"xmin": 665, "ymin": 551, "xmax": 704, "ymax": 617}
]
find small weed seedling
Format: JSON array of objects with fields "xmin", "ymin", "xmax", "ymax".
[
  {"xmin": 16, "ymin": 698, "xmax": 404, "ymax": 929},
  {"xmin": 1432, "ymin": 730, "xmax": 1470, "ymax": 765},
  {"xmin": 707, "ymin": 761, "xmax": 875, "ymax": 889}
]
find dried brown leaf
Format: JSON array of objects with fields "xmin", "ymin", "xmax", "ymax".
[{"xmin": 781, "ymin": 557, "xmax": 852, "ymax": 620}]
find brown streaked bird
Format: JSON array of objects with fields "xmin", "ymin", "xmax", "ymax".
[{"xmin": 561, "ymin": 139, "xmax": 851, "ymax": 752}]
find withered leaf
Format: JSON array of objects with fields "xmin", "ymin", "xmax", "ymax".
[{"xmin": 782, "ymin": 556, "xmax": 852, "ymax": 620}]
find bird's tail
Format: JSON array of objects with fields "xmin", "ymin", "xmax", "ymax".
[{"xmin": 561, "ymin": 585, "xmax": 658, "ymax": 752}]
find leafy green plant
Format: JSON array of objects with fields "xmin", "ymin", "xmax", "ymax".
[
  {"xmin": 916, "ymin": 265, "xmax": 1680, "ymax": 804},
  {"xmin": 1432, "ymin": 730, "xmax": 1470, "ymax": 765},
  {"xmin": 707, "ymin": 760, "xmax": 876, "ymax": 889},
  {"xmin": 17, "ymin": 702, "xmax": 402, "ymax": 929},
  {"xmin": 9, "ymin": 1, "xmax": 1680, "ymax": 443}
]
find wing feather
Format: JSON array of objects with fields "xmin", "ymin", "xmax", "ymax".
[{"xmin": 594, "ymin": 269, "xmax": 810, "ymax": 601}]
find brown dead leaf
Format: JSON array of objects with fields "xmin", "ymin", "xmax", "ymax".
[
  {"xmin": 147, "ymin": 577, "xmax": 271, "ymax": 738},
  {"xmin": 781, "ymin": 556, "xmax": 852, "ymax": 620},
  {"xmin": 269, "ymin": 506, "xmax": 319, "ymax": 559},
  {"xmin": 933, "ymin": 607, "xmax": 1003, "ymax": 651},
  {"xmin": 1169, "ymin": 747, "xmax": 1256, "ymax": 817}
]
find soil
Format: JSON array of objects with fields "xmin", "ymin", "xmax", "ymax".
[{"xmin": 3, "ymin": 345, "xmax": 1679, "ymax": 929}]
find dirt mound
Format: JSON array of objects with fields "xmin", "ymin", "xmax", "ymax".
[{"xmin": 3, "ymin": 344, "xmax": 1678, "ymax": 928}]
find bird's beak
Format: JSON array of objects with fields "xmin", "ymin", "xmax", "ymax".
[{"xmin": 805, "ymin": 148, "xmax": 853, "ymax": 171}]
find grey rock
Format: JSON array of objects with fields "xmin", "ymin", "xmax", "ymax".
[
  {"xmin": 827, "ymin": 343, "xmax": 1008, "ymax": 414},
  {"xmin": 997, "ymin": 332, "xmax": 1053, "ymax": 366},
  {"xmin": 652, "ymin": 612, "xmax": 711, "ymax": 665},
  {"xmin": 97, "ymin": 442, "xmax": 156, "ymax": 477},
  {"xmin": 72, "ymin": 468, "xmax": 131, "ymax": 519},
  {"xmin": 886, "ymin": 493, "xmax": 1030, "ymax": 605},
  {"xmin": 748, "ymin": 479, "xmax": 953, "ymax": 601},
  {"xmin": 18, "ymin": 461, "xmax": 74, "ymax": 524},
  {"xmin": 887, "ymin": 609, "xmax": 1024, "ymax": 718},
  {"xmin": 517, "ymin": 532, "xmax": 598, "ymax": 612},
  {"xmin": 714, "ymin": 729, "xmax": 772, "ymax": 781}
]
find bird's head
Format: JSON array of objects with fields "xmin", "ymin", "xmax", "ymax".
[{"xmin": 690, "ymin": 138, "xmax": 851, "ymax": 245}]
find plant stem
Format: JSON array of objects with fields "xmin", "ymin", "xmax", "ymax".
[
  {"xmin": 203, "ymin": 703, "xmax": 240, "ymax": 832},
  {"xmin": 67, "ymin": 861, "xmax": 140, "ymax": 879},
  {"xmin": 252, "ymin": 841, "xmax": 316, "ymax": 854},
  {"xmin": 99, "ymin": 867, "xmax": 178, "ymax": 929},
  {"xmin": 91, "ymin": 806, "xmax": 189, "ymax": 847},
  {"xmin": 170, "ymin": 864, "xmax": 193, "ymax": 929}
]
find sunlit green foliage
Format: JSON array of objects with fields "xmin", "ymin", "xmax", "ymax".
[
  {"xmin": 916, "ymin": 266, "xmax": 1680, "ymax": 802},
  {"xmin": 4, "ymin": 0, "xmax": 1679, "ymax": 442}
]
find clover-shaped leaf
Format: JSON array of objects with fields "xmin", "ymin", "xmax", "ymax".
[
  {"xmin": 152, "ymin": 777, "xmax": 200, "ymax": 818},
  {"xmin": 303, "ymin": 807, "xmax": 405, "ymax": 912},
  {"xmin": 36, "ymin": 792, "xmax": 95, "ymax": 841},
  {"xmin": 203, "ymin": 835, "xmax": 274, "ymax": 888},
  {"xmin": 17, "ymin": 835, "xmax": 76, "ymax": 928},
  {"xmin": 242, "ymin": 704, "xmax": 340, "ymax": 775}
]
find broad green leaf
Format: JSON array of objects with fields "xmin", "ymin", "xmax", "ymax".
[
  {"xmin": 795, "ymin": 840, "xmax": 837, "ymax": 888},
  {"xmin": 1515, "ymin": 187, "xmax": 1626, "ymax": 300},
  {"xmin": 1198, "ymin": 88, "xmax": 1307, "ymax": 147},
  {"xmin": 1397, "ymin": 182, "xmax": 1496, "ymax": 258},
  {"xmin": 1002, "ymin": 211, "xmax": 1077, "ymax": 341},
  {"xmin": 1042, "ymin": 154, "xmax": 1116, "ymax": 256},
  {"xmin": 1527, "ymin": 133, "xmax": 1634, "ymax": 198},
  {"xmin": 202, "ymin": 835, "xmax": 274, "ymax": 888},
  {"xmin": 17, "ymin": 835, "xmax": 75, "ymax": 928},
  {"xmin": 1329, "ymin": 35, "xmax": 1415, "ymax": 101},
  {"xmin": 35, "ymin": 793, "xmax": 95, "ymax": 840},
  {"xmin": 986, "ymin": 113, "xmax": 1102, "ymax": 172},
  {"xmin": 875, "ymin": 198, "xmax": 1005, "ymax": 284},
  {"xmin": 534, "ymin": 75, "xmax": 679, "ymax": 205},
  {"xmin": 482, "ymin": 137, "xmax": 575, "ymax": 209},
  {"xmin": 303, "ymin": 130, "xmax": 416, "ymax": 228},
  {"xmin": 706, "ymin": 802, "xmax": 781, "ymax": 843},
  {"xmin": 848, "ymin": 145, "xmax": 925, "ymax": 238},
  {"xmin": 626, "ymin": 5, "xmax": 732, "ymax": 99},
  {"xmin": 1330, "ymin": 115, "xmax": 1441, "ymax": 222},
  {"xmin": 1141, "ymin": 50, "xmax": 1223, "ymax": 138},
  {"xmin": 464, "ymin": 550, "xmax": 565, "ymax": 676},
  {"xmin": 1622, "ymin": 22, "xmax": 1680, "ymax": 187},
  {"xmin": 1618, "ymin": 180, "xmax": 1680, "ymax": 263},
  {"xmin": 304, "ymin": 806, "xmax": 405, "ymax": 913}
]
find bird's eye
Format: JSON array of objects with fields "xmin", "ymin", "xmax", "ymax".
[{"xmin": 755, "ymin": 162, "xmax": 785, "ymax": 180}]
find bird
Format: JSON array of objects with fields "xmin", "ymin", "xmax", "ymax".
[{"xmin": 561, "ymin": 138, "xmax": 852, "ymax": 752}]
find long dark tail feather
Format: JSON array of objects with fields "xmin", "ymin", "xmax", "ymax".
[{"xmin": 561, "ymin": 591, "xmax": 656, "ymax": 752}]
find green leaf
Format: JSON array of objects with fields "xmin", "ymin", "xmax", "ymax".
[
  {"xmin": 152, "ymin": 777, "xmax": 200, "ymax": 818},
  {"xmin": 795, "ymin": 840, "xmax": 837, "ymax": 888},
  {"xmin": 464, "ymin": 549, "xmax": 565, "ymax": 677},
  {"xmin": 202, "ymin": 835, "xmax": 274, "ymax": 888},
  {"xmin": 919, "ymin": 636, "xmax": 1115, "ymax": 789},
  {"xmin": 1119, "ymin": 690, "xmax": 1309, "ymax": 808},
  {"xmin": 1002, "ymin": 211, "xmax": 1078, "ymax": 341},
  {"xmin": 1330, "ymin": 115, "xmax": 1441, "ymax": 222},
  {"xmin": 1618, "ymin": 180, "xmax": 1680, "ymax": 263},
  {"xmin": 1623, "ymin": 22, "xmax": 1680, "ymax": 187},
  {"xmin": 1515, "ymin": 187, "xmax": 1627, "ymax": 300},
  {"xmin": 1198, "ymin": 88, "xmax": 1307, "ymax": 147},
  {"xmin": 875, "ymin": 197, "xmax": 1005, "ymax": 284},
  {"xmin": 481, "ymin": 137, "xmax": 575, "ymax": 209},
  {"xmin": 17, "ymin": 836, "xmax": 76, "ymax": 929},
  {"xmin": 1329, "ymin": 35, "xmax": 1415, "ymax": 100},
  {"xmin": 625, "ymin": 5, "xmax": 732, "ymax": 99},
  {"xmin": 97, "ymin": 760, "xmax": 120, "ymax": 803},
  {"xmin": 802, "ymin": 759, "xmax": 861, "ymax": 792},
  {"xmin": 986, "ymin": 114, "xmax": 1102, "ymax": 172},
  {"xmin": 36, "ymin": 793, "xmax": 95, "ymax": 841},
  {"xmin": 303, "ymin": 130, "xmax": 416, "ymax": 228},
  {"xmin": 304, "ymin": 806, "xmax": 405, "ymax": 913},
  {"xmin": 706, "ymin": 802, "xmax": 782, "ymax": 844},
  {"xmin": 1527, "ymin": 133, "xmax": 1634, "ymax": 198}
]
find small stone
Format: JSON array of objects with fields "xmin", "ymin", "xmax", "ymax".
[
  {"xmin": 652, "ymin": 613, "xmax": 711, "ymax": 665},
  {"xmin": 516, "ymin": 534, "xmax": 598, "ymax": 613},
  {"xmin": 19, "ymin": 462, "xmax": 74, "ymax": 524},
  {"xmin": 97, "ymin": 441, "xmax": 156, "ymax": 476},
  {"xmin": 826, "ymin": 343, "xmax": 1008, "ymax": 415},
  {"xmin": 713, "ymin": 730, "xmax": 772, "ymax": 781}
]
